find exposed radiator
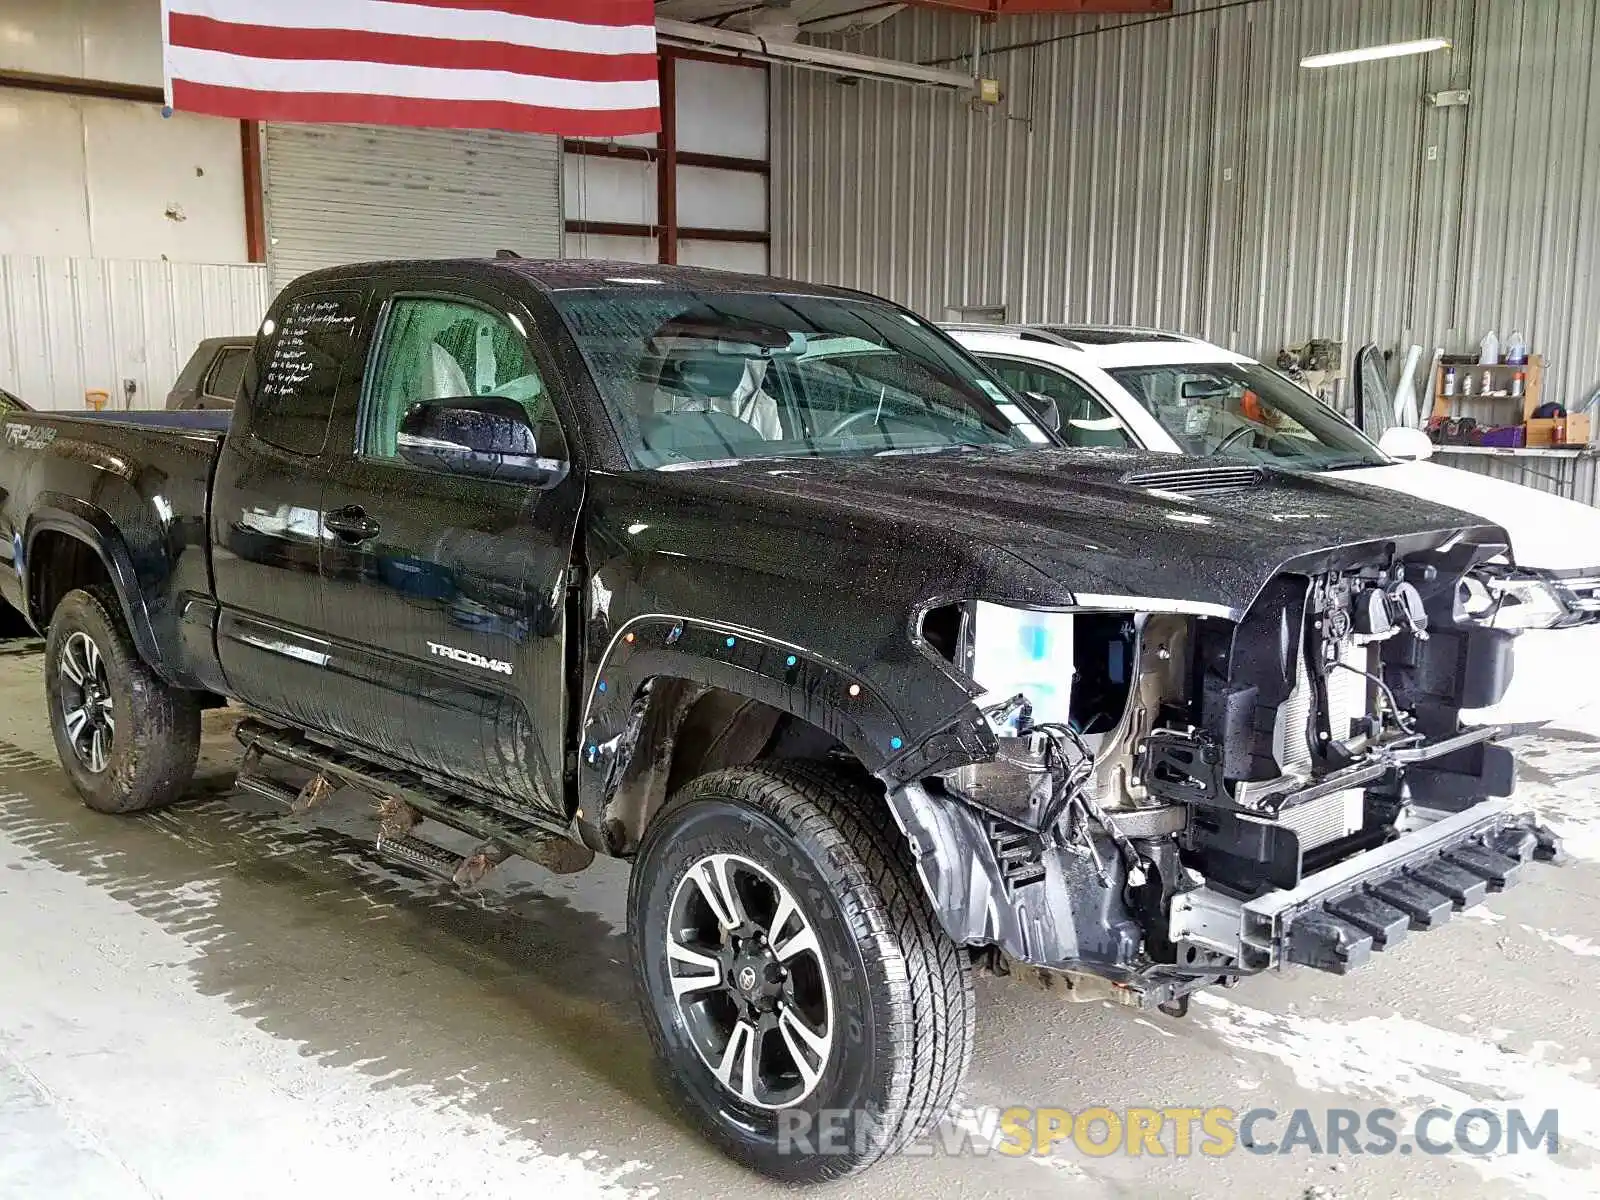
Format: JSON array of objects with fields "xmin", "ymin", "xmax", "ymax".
[
  {"xmin": 1278, "ymin": 789, "xmax": 1365, "ymax": 851},
  {"xmin": 1273, "ymin": 641, "xmax": 1368, "ymax": 774},
  {"xmin": 1270, "ymin": 640, "xmax": 1369, "ymax": 850}
]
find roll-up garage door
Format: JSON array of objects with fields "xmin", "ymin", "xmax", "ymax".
[{"xmin": 262, "ymin": 123, "xmax": 561, "ymax": 294}]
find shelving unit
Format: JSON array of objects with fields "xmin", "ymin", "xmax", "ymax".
[
  {"xmin": 1432, "ymin": 444, "xmax": 1593, "ymax": 458},
  {"xmin": 1430, "ymin": 354, "xmax": 1588, "ymax": 447}
]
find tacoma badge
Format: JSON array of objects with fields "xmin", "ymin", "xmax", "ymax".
[{"xmin": 426, "ymin": 641, "xmax": 513, "ymax": 676}]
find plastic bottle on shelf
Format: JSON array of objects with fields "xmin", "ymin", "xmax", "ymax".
[
  {"xmin": 1443, "ymin": 365, "xmax": 1457, "ymax": 397},
  {"xmin": 1506, "ymin": 331, "xmax": 1529, "ymax": 365},
  {"xmin": 1462, "ymin": 371, "xmax": 1474, "ymax": 397},
  {"xmin": 1482, "ymin": 368, "xmax": 1493, "ymax": 395},
  {"xmin": 1511, "ymin": 371, "xmax": 1525, "ymax": 398},
  {"xmin": 1479, "ymin": 330, "xmax": 1501, "ymax": 364}
]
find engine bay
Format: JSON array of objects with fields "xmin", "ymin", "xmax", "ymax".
[{"xmin": 906, "ymin": 548, "xmax": 1547, "ymax": 1004}]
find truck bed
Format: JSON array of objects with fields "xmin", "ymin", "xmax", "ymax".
[
  {"xmin": 0, "ymin": 408, "xmax": 228, "ymax": 688},
  {"xmin": 64, "ymin": 409, "xmax": 232, "ymax": 434}
]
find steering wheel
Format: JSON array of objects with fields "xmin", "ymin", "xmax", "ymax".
[
  {"xmin": 1210, "ymin": 424, "xmax": 1260, "ymax": 456},
  {"xmin": 824, "ymin": 408, "xmax": 891, "ymax": 440}
]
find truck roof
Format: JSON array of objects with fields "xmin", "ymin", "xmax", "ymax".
[{"xmin": 289, "ymin": 258, "xmax": 868, "ymax": 300}]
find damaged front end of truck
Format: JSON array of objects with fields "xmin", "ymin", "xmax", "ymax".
[{"xmin": 881, "ymin": 489, "xmax": 1565, "ymax": 1012}]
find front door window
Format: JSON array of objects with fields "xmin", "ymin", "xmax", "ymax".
[{"xmin": 363, "ymin": 297, "xmax": 567, "ymax": 464}]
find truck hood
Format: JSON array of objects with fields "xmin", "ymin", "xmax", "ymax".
[
  {"xmin": 1334, "ymin": 460, "xmax": 1600, "ymax": 574},
  {"xmin": 616, "ymin": 447, "xmax": 1508, "ymax": 619}
]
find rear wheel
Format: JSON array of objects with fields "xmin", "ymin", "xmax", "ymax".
[
  {"xmin": 44, "ymin": 587, "xmax": 200, "ymax": 814},
  {"xmin": 628, "ymin": 762, "xmax": 974, "ymax": 1182}
]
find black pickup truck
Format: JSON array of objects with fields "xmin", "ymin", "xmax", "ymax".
[{"xmin": 0, "ymin": 260, "xmax": 1561, "ymax": 1181}]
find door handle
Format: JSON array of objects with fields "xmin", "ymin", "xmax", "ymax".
[{"xmin": 324, "ymin": 505, "xmax": 380, "ymax": 543}]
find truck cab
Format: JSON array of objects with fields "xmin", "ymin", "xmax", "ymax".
[{"xmin": 207, "ymin": 271, "xmax": 581, "ymax": 818}]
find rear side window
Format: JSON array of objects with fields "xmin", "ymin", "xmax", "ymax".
[
  {"xmin": 204, "ymin": 347, "xmax": 250, "ymax": 404},
  {"xmin": 254, "ymin": 291, "xmax": 363, "ymax": 455}
]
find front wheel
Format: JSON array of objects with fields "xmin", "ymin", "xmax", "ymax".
[
  {"xmin": 44, "ymin": 587, "xmax": 200, "ymax": 814},
  {"xmin": 628, "ymin": 762, "xmax": 974, "ymax": 1182}
]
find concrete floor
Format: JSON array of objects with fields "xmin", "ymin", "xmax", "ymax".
[{"xmin": 0, "ymin": 643, "xmax": 1598, "ymax": 1200}]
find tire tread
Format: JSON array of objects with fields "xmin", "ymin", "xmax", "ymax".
[
  {"xmin": 46, "ymin": 586, "xmax": 200, "ymax": 814},
  {"xmin": 635, "ymin": 759, "xmax": 974, "ymax": 1181}
]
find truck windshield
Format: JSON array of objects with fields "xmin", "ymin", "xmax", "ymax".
[
  {"xmin": 552, "ymin": 289, "xmax": 1043, "ymax": 468},
  {"xmin": 1106, "ymin": 362, "xmax": 1386, "ymax": 470}
]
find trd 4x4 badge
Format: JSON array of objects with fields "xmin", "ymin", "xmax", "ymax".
[{"xmin": 4, "ymin": 423, "xmax": 55, "ymax": 450}]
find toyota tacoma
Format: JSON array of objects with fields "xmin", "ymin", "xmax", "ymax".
[{"xmin": 0, "ymin": 260, "xmax": 1562, "ymax": 1181}]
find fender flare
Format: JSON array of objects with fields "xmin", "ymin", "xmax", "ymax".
[
  {"xmin": 25, "ymin": 500, "xmax": 167, "ymax": 677},
  {"xmin": 577, "ymin": 614, "xmax": 914, "ymax": 815}
]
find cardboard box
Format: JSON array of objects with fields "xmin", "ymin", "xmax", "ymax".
[{"xmin": 1525, "ymin": 414, "xmax": 1590, "ymax": 447}]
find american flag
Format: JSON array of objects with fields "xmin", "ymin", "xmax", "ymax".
[{"xmin": 162, "ymin": 0, "xmax": 660, "ymax": 137}]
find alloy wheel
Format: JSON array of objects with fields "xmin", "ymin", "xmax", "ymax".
[
  {"xmin": 666, "ymin": 852, "xmax": 835, "ymax": 1109},
  {"xmin": 59, "ymin": 631, "xmax": 114, "ymax": 773}
]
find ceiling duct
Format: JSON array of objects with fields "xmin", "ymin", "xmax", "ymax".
[{"xmin": 729, "ymin": 8, "xmax": 803, "ymax": 41}]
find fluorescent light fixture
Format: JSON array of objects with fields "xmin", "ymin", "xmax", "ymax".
[
  {"xmin": 1300, "ymin": 37, "xmax": 1450, "ymax": 69},
  {"xmin": 655, "ymin": 17, "xmax": 977, "ymax": 93}
]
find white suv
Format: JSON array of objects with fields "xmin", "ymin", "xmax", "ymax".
[{"xmin": 948, "ymin": 322, "xmax": 1600, "ymax": 729}]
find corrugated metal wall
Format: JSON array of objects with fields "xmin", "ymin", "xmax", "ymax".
[
  {"xmin": 774, "ymin": 0, "xmax": 1600, "ymax": 414},
  {"xmin": 0, "ymin": 256, "xmax": 268, "ymax": 411}
]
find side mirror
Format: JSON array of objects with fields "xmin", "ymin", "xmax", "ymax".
[
  {"xmin": 397, "ymin": 395, "xmax": 568, "ymax": 486},
  {"xmin": 1022, "ymin": 390, "xmax": 1062, "ymax": 433},
  {"xmin": 1378, "ymin": 425, "xmax": 1434, "ymax": 462}
]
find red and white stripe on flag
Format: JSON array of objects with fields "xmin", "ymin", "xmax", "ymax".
[{"xmin": 162, "ymin": 0, "xmax": 660, "ymax": 137}]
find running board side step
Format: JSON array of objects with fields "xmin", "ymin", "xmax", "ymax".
[
  {"xmin": 376, "ymin": 830, "xmax": 468, "ymax": 884},
  {"xmin": 233, "ymin": 770, "xmax": 300, "ymax": 810},
  {"xmin": 371, "ymin": 833, "xmax": 515, "ymax": 889},
  {"xmin": 234, "ymin": 718, "xmax": 595, "ymax": 881}
]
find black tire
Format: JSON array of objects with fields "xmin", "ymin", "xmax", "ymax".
[
  {"xmin": 628, "ymin": 761, "xmax": 975, "ymax": 1182},
  {"xmin": 44, "ymin": 587, "xmax": 200, "ymax": 814}
]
